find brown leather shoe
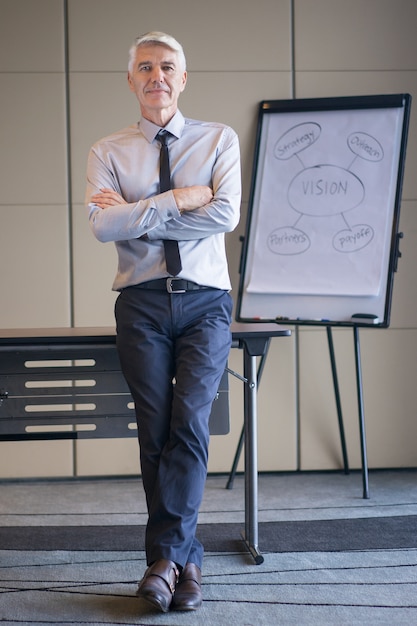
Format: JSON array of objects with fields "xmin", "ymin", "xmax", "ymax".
[
  {"xmin": 137, "ymin": 559, "xmax": 179, "ymax": 613},
  {"xmin": 171, "ymin": 562, "xmax": 202, "ymax": 611}
]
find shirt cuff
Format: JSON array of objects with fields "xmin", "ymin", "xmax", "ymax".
[{"xmin": 147, "ymin": 190, "xmax": 181, "ymax": 240}]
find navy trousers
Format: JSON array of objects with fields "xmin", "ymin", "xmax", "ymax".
[{"xmin": 115, "ymin": 286, "xmax": 232, "ymax": 569}]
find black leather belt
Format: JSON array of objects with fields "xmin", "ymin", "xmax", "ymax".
[{"xmin": 135, "ymin": 278, "xmax": 214, "ymax": 293}]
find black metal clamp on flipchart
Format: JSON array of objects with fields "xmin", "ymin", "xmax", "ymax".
[{"xmin": 234, "ymin": 93, "xmax": 412, "ymax": 502}]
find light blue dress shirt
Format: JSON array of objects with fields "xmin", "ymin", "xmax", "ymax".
[{"xmin": 86, "ymin": 110, "xmax": 241, "ymax": 291}]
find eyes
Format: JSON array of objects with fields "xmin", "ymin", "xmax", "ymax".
[{"xmin": 138, "ymin": 64, "xmax": 176, "ymax": 73}]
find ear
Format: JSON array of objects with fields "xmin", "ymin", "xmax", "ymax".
[
  {"xmin": 127, "ymin": 72, "xmax": 134, "ymax": 92},
  {"xmin": 179, "ymin": 70, "xmax": 187, "ymax": 93}
]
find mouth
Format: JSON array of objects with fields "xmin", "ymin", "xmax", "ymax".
[{"xmin": 146, "ymin": 83, "xmax": 170, "ymax": 95}]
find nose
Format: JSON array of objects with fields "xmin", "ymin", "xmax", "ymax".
[{"xmin": 151, "ymin": 66, "xmax": 165, "ymax": 83}]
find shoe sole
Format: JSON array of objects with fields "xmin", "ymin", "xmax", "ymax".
[
  {"xmin": 171, "ymin": 600, "xmax": 202, "ymax": 611},
  {"xmin": 138, "ymin": 593, "xmax": 170, "ymax": 613}
]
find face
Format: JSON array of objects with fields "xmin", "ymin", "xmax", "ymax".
[{"xmin": 127, "ymin": 43, "xmax": 187, "ymax": 125}]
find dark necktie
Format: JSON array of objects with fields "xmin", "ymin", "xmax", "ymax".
[{"xmin": 157, "ymin": 131, "xmax": 182, "ymax": 276}]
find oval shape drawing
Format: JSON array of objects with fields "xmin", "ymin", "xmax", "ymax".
[
  {"xmin": 333, "ymin": 224, "xmax": 374, "ymax": 253},
  {"xmin": 274, "ymin": 122, "xmax": 321, "ymax": 160},
  {"xmin": 267, "ymin": 227, "xmax": 311, "ymax": 255},
  {"xmin": 347, "ymin": 131, "xmax": 384, "ymax": 162},
  {"xmin": 288, "ymin": 164, "xmax": 365, "ymax": 217}
]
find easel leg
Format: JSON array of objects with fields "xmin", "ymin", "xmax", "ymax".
[
  {"xmin": 326, "ymin": 326, "xmax": 349, "ymax": 474},
  {"xmin": 353, "ymin": 326, "xmax": 370, "ymax": 499}
]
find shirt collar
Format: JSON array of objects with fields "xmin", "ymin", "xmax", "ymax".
[{"xmin": 139, "ymin": 110, "xmax": 185, "ymax": 143}]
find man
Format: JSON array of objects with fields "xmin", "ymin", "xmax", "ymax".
[{"xmin": 86, "ymin": 32, "xmax": 241, "ymax": 613}]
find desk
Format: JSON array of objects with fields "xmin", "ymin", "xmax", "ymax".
[{"xmin": 0, "ymin": 323, "xmax": 291, "ymax": 564}]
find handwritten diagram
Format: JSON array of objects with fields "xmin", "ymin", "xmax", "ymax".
[
  {"xmin": 246, "ymin": 106, "xmax": 403, "ymax": 297},
  {"xmin": 268, "ymin": 122, "xmax": 383, "ymax": 256}
]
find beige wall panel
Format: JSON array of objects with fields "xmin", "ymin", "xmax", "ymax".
[
  {"xmin": 72, "ymin": 203, "xmax": 118, "ymax": 327},
  {"xmin": 227, "ymin": 223, "xmax": 246, "ymax": 299},
  {"xmin": 298, "ymin": 328, "xmax": 359, "ymax": 471},
  {"xmin": 0, "ymin": 205, "xmax": 71, "ymax": 328},
  {"xmin": 68, "ymin": 0, "xmax": 291, "ymax": 72},
  {"xmin": 294, "ymin": 0, "xmax": 417, "ymax": 71},
  {"xmin": 255, "ymin": 333, "xmax": 297, "ymax": 470},
  {"xmin": 70, "ymin": 71, "xmax": 291, "ymax": 207},
  {"xmin": 390, "ymin": 201, "xmax": 417, "ymax": 329},
  {"xmin": 209, "ymin": 335, "xmax": 297, "ymax": 474},
  {"xmin": 0, "ymin": 441, "xmax": 73, "ymax": 479},
  {"xmin": 69, "ymin": 72, "xmax": 139, "ymax": 206},
  {"xmin": 0, "ymin": 0, "xmax": 64, "ymax": 72},
  {"xmin": 0, "ymin": 74, "xmax": 68, "ymax": 205},
  {"xmin": 360, "ymin": 329, "xmax": 417, "ymax": 468},
  {"xmin": 75, "ymin": 438, "xmax": 140, "ymax": 476},
  {"xmin": 294, "ymin": 71, "xmax": 417, "ymax": 206},
  {"xmin": 179, "ymin": 72, "xmax": 292, "ymax": 202},
  {"xmin": 299, "ymin": 327, "xmax": 417, "ymax": 470}
]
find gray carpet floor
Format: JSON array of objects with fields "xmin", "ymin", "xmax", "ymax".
[{"xmin": 1, "ymin": 469, "xmax": 417, "ymax": 625}]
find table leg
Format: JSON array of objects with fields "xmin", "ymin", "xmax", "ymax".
[{"xmin": 241, "ymin": 349, "xmax": 264, "ymax": 564}]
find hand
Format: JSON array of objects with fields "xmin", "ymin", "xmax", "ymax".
[
  {"xmin": 172, "ymin": 186, "xmax": 213, "ymax": 212},
  {"xmin": 90, "ymin": 188, "xmax": 127, "ymax": 209}
]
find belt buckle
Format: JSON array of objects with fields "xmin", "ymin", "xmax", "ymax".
[{"xmin": 166, "ymin": 277, "xmax": 186, "ymax": 293}]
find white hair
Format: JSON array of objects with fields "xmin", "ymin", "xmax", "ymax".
[{"xmin": 128, "ymin": 31, "xmax": 187, "ymax": 73}]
